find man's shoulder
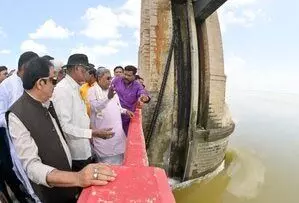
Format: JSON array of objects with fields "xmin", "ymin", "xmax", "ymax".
[
  {"xmin": 112, "ymin": 76, "xmax": 122, "ymax": 84},
  {"xmin": 53, "ymin": 79, "xmax": 71, "ymax": 97},
  {"xmin": 8, "ymin": 93, "xmax": 26, "ymax": 111},
  {"xmin": 132, "ymin": 80, "xmax": 144, "ymax": 89},
  {"xmin": 0, "ymin": 75, "xmax": 21, "ymax": 97},
  {"xmin": 55, "ymin": 78, "xmax": 70, "ymax": 90},
  {"xmin": 0, "ymin": 74, "xmax": 16, "ymax": 87}
]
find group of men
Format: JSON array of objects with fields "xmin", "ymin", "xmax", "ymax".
[{"xmin": 0, "ymin": 51, "xmax": 150, "ymax": 203}]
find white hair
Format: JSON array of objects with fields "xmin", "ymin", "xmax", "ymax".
[{"xmin": 96, "ymin": 67, "xmax": 110, "ymax": 78}]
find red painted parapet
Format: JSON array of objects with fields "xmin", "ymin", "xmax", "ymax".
[
  {"xmin": 78, "ymin": 109, "xmax": 175, "ymax": 203},
  {"xmin": 123, "ymin": 109, "xmax": 148, "ymax": 167}
]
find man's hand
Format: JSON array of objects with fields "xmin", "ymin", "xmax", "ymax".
[
  {"xmin": 108, "ymin": 86, "xmax": 116, "ymax": 99},
  {"xmin": 126, "ymin": 110, "xmax": 134, "ymax": 118},
  {"xmin": 77, "ymin": 163, "xmax": 116, "ymax": 188},
  {"xmin": 92, "ymin": 128, "xmax": 114, "ymax": 139},
  {"xmin": 139, "ymin": 94, "xmax": 149, "ymax": 103},
  {"xmin": 136, "ymin": 101, "xmax": 144, "ymax": 109}
]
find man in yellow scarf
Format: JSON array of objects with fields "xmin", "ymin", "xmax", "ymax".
[{"xmin": 80, "ymin": 65, "xmax": 97, "ymax": 116}]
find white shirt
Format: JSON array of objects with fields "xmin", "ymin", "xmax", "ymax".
[
  {"xmin": 52, "ymin": 75, "xmax": 92, "ymax": 160},
  {"xmin": 88, "ymin": 83, "xmax": 126, "ymax": 157},
  {"xmin": 0, "ymin": 73, "xmax": 41, "ymax": 201},
  {"xmin": 8, "ymin": 97, "xmax": 72, "ymax": 188},
  {"xmin": 0, "ymin": 72, "xmax": 23, "ymax": 127},
  {"xmin": 5, "ymin": 128, "xmax": 41, "ymax": 202}
]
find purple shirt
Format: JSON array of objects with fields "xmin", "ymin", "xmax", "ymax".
[{"xmin": 112, "ymin": 77, "xmax": 149, "ymax": 112}]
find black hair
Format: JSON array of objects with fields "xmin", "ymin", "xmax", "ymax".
[
  {"xmin": 89, "ymin": 63, "xmax": 95, "ymax": 68},
  {"xmin": 0, "ymin": 66, "xmax": 7, "ymax": 72},
  {"xmin": 41, "ymin": 55, "xmax": 54, "ymax": 61},
  {"xmin": 88, "ymin": 68, "xmax": 97, "ymax": 77},
  {"xmin": 23, "ymin": 57, "xmax": 53, "ymax": 90},
  {"xmin": 18, "ymin": 51, "xmax": 39, "ymax": 70},
  {"xmin": 124, "ymin": 65, "xmax": 137, "ymax": 75},
  {"xmin": 114, "ymin": 66, "xmax": 124, "ymax": 72}
]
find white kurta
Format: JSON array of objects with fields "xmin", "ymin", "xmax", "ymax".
[{"xmin": 88, "ymin": 83, "xmax": 126, "ymax": 157}]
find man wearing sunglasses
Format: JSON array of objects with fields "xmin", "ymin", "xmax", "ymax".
[
  {"xmin": 7, "ymin": 57, "xmax": 116, "ymax": 203},
  {"xmin": 52, "ymin": 54, "xmax": 114, "ymax": 172}
]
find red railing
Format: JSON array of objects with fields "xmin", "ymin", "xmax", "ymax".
[{"xmin": 78, "ymin": 109, "xmax": 175, "ymax": 203}]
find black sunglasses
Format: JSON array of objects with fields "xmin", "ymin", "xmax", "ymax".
[{"xmin": 40, "ymin": 77, "xmax": 57, "ymax": 86}]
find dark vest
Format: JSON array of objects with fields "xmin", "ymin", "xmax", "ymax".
[{"xmin": 6, "ymin": 92, "xmax": 77, "ymax": 203}]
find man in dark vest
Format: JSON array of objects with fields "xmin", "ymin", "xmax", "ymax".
[{"xmin": 6, "ymin": 57, "xmax": 116, "ymax": 203}]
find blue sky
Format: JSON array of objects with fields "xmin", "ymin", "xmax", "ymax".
[
  {"xmin": 0, "ymin": 0, "xmax": 298, "ymax": 94},
  {"xmin": 0, "ymin": 0, "xmax": 140, "ymax": 69},
  {"xmin": 220, "ymin": 0, "xmax": 299, "ymax": 94}
]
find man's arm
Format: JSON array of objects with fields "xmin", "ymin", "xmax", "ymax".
[
  {"xmin": 46, "ymin": 163, "xmax": 116, "ymax": 187},
  {"xmin": 8, "ymin": 113, "xmax": 57, "ymax": 187},
  {"xmin": 9, "ymin": 113, "xmax": 116, "ymax": 188},
  {"xmin": 53, "ymin": 86, "xmax": 113, "ymax": 139},
  {"xmin": 52, "ymin": 87, "xmax": 92, "ymax": 139},
  {"xmin": 136, "ymin": 84, "xmax": 150, "ymax": 103},
  {"xmin": 87, "ymin": 86, "xmax": 110, "ymax": 112},
  {"xmin": 115, "ymin": 95, "xmax": 134, "ymax": 118}
]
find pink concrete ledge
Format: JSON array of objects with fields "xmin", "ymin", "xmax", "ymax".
[{"xmin": 77, "ymin": 109, "xmax": 175, "ymax": 203}]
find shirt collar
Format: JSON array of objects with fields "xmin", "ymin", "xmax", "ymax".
[
  {"xmin": 25, "ymin": 91, "xmax": 51, "ymax": 108},
  {"xmin": 11, "ymin": 72, "xmax": 22, "ymax": 82},
  {"xmin": 121, "ymin": 77, "xmax": 134, "ymax": 88},
  {"xmin": 65, "ymin": 74, "xmax": 80, "ymax": 90}
]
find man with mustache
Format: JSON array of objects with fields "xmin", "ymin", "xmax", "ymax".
[
  {"xmin": 111, "ymin": 65, "xmax": 150, "ymax": 135},
  {"xmin": 7, "ymin": 57, "xmax": 116, "ymax": 203}
]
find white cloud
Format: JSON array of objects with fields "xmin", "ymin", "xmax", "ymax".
[
  {"xmin": 71, "ymin": 44, "xmax": 119, "ymax": 65},
  {"xmin": 107, "ymin": 40, "xmax": 128, "ymax": 47},
  {"xmin": 81, "ymin": 0, "xmax": 141, "ymax": 41},
  {"xmin": 20, "ymin": 40, "xmax": 47, "ymax": 55},
  {"xmin": 225, "ymin": 0, "xmax": 257, "ymax": 8},
  {"xmin": 0, "ymin": 49, "xmax": 11, "ymax": 54},
  {"xmin": 119, "ymin": 0, "xmax": 141, "ymax": 44},
  {"xmin": 120, "ymin": 60, "xmax": 137, "ymax": 67},
  {"xmin": 225, "ymin": 54, "xmax": 299, "ymax": 95},
  {"xmin": 29, "ymin": 19, "xmax": 73, "ymax": 39},
  {"xmin": 219, "ymin": 0, "xmax": 269, "ymax": 32},
  {"xmin": 81, "ymin": 5, "xmax": 121, "ymax": 40},
  {"xmin": 118, "ymin": 0, "xmax": 141, "ymax": 29}
]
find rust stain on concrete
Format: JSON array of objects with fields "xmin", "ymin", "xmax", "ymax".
[{"xmin": 154, "ymin": 2, "xmax": 170, "ymax": 74}]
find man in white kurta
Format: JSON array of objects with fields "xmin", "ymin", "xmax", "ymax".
[
  {"xmin": 88, "ymin": 68, "xmax": 133, "ymax": 165},
  {"xmin": 52, "ymin": 54, "xmax": 114, "ymax": 171}
]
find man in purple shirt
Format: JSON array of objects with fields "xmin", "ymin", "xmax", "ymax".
[{"xmin": 112, "ymin": 65, "xmax": 150, "ymax": 135}]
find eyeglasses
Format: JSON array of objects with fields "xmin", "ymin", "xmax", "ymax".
[{"xmin": 40, "ymin": 77, "xmax": 57, "ymax": 86}]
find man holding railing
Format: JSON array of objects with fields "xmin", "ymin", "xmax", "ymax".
[{"xmin": 111, "ymin": 65, "xmax": 150, "ymax": 135}]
